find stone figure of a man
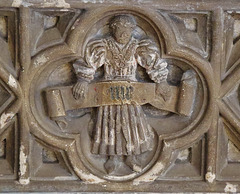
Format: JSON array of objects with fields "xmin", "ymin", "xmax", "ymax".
[{"xmin": 72, "ymin": 14, "xmax": 169, "ymax": 173}]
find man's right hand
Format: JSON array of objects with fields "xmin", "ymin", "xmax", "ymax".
[{"xmin": 72, "ymin": 81, "xmax": 88, "ymax": 100}]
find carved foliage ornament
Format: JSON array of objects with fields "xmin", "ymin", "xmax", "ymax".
[{"xmin": 28, "ymin": 10, "xmax": 213, "ymax": 183}]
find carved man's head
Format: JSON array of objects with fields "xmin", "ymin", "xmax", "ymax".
[{"xmin": 110, "ymin": 15, "xmax": 136, "ymax": 44}]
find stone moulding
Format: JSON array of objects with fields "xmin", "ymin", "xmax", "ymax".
[{"xmin": 0, "ymin": 0, "xmax": 239, "ymax": 193}]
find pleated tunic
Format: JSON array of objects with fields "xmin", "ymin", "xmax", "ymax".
[{"xmin": 73, "ymin": 36, "xmax": 168, "ymax": 156}]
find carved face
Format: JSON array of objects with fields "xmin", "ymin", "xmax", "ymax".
[{"xmin": 112, "ymin": 23, "xmax": 134, "ymax": 44}]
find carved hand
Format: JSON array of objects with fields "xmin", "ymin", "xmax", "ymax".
[
  {"xmin": 72, "ymin": 81, "xmax": 88, "ymax": 100},
  {"xmin": 156, "ymin": 81, "xmax": 171, "ymax": 102}
]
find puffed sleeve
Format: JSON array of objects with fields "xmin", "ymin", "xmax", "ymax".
[
  {"xmin": 73, "ymin": 39, "xmax": 106, "ymax": 82},
  {"xmin": 136, "ymin": 39, "xmax": 168, "ymax": 83}
]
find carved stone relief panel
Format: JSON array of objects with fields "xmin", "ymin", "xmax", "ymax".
[
  {"xmin": 0, "ymin": 0, "xmax": 239, "ymax": 193},
  {"xmin": 28, "ymin": 10, "xmax": 210, "ymax": 183}
]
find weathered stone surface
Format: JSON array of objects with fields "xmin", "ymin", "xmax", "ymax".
[{"xmin": 0, "ymin": 0, "xmax": 239, "ymax": 193}]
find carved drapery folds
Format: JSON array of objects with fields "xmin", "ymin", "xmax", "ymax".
[{"xmin": 0, "ymin": 1, "xmax": 239, "ymax": 192}]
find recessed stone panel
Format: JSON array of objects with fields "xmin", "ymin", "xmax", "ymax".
[{"xmin": 0, "ymin": 1, "xmax": 239, "ymax": 193}]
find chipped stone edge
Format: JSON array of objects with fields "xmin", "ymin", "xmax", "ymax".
[
  {"xmin": 0, "ymin": 112, "xmax": 14, "ymax": 129},
  {"xmin": 205, "ymin": 171, "xmax": 216, "ymax": 183},
  {"xmin": 8, "ymin": 74, "xmax": 17, "ymax": 89},
  {"xmin": 11, "ymin": 0, "xmax": 124, "ymax": 8},
  {"xmin": 12, "ymin": 0, "xmax": 23, "ymax": 7},
  {"xmin": 12, "ymin": 0, "xmax": 70, "ymax": 8},
  {"xmin": 12, "ymin": 0, "xmax": 33, "ymax": 7},
  {"xmin": 19, "ymin": 178, "xmax": 30, "ymax": 185},
  {"xmin": 224, "ymin": 182, "xmax": 238, "ymax": 193},
  {"xmin": 133, "ymin": 162, "xmax": 164, "ymax": 185},
  {"xmin": 54, "ymin": 176, "xmax": 75, "ymax": 180},
  {"xmin": 73, "ymin": 167, "xmax": 105, "ymax": 184},
  {"xmin": 19, "ymin": 145, "xmax": 29, "ymax": 185},
  {"xmin": 34, "ymin": 55, "xmax": 49, "ymax": 67},
  {"xmin": 42, "ymin": 0, "xmax": 70, "ymax": 8}
]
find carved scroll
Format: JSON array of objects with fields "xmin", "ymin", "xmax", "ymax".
[{"xmin": 46, "ymin": 80, "xmax": 196, "ymax": 118}]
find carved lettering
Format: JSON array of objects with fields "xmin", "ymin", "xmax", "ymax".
[{"xmin": 109, "ymin": 86, "xmax": 133, "ymax": 100}]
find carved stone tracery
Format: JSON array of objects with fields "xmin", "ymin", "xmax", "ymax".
[
  {"xmin": 0, "ymin": 1, "xmax": 239, "ymax": 192},
  {"xmin": 26, "ymin": 10, "xmax": 212, "ymax": 183}
]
